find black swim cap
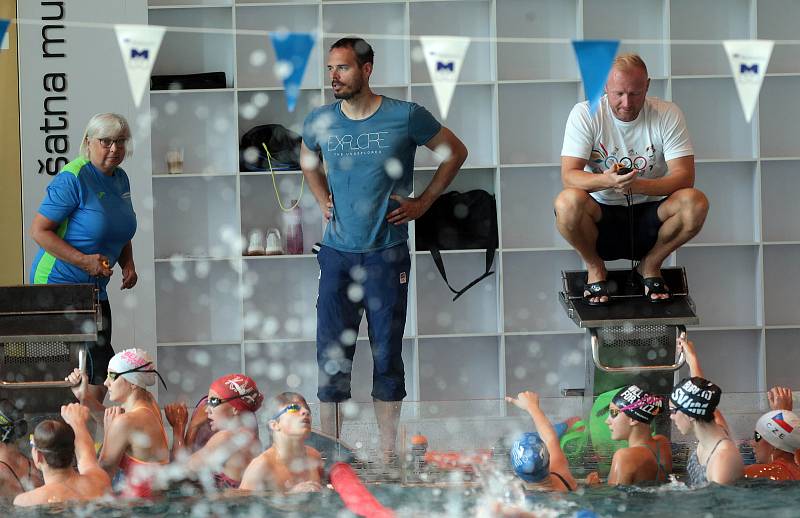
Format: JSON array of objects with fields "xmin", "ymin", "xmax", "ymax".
[
  {"xmin": 670, "ymin": 377, "xmax": 721, "ymax": 422},
  {"xmin": 612, "ymin": 384, "xmax": 664, "ymax": 424}
]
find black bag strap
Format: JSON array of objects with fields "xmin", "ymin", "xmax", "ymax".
[{"xmin": 428, "ymin": 242, "xmax": 496, "ymax": 301}]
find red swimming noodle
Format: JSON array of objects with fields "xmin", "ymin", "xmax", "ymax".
[{"xmin": 329, "ymin": 462, "xmax": 395, "ymax": 518}]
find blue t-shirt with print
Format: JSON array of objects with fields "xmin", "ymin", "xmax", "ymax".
[
  {"xmin": 30, "ymin": 157, "xmax": 137, "ymax": 300},
  {"xmin": 302, "ymin": 96, "xmax": 441, "ymax": 252}
]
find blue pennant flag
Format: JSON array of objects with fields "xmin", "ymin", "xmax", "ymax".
[
  {"xmin": 572, "ymin": 40, "xmax": 620, "ymax": 114},
  {"xmin": 269, "ymin": 32, "xmax": 315, "ymax": 112},
  {"xmin": 0, "ymin": 19, "xmax": 10, "ymax": 51}
]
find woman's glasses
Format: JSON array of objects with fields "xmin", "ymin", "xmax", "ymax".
[
  {"xmin": 669, "ymin": 407, "xmax": 680, "ymax": 416},
  {"xmin": 753, "ymin": 430, "xmax": 762, "ymax": 442},
  {"xmin": 271, "ymin": 403, "xmax": 303, "ymax": 421},
  {"xmin": 207, "ymin": 391, "xmax": 256, "ymax": 409},
  {"xmin": 608, "ymin": 407, "xmax": 622, "ymax": 419},
  {"xmin": 96, "ymin": 137, "xmax": 128, "ymax": 149}
]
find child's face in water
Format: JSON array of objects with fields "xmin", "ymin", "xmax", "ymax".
[{"xmin": 274, "ymin": 401, "xmax": 312, "ymax": 438}]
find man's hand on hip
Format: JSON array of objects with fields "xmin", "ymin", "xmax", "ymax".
[{"xmin": 387, "ymin": 195, "xmax": 431, "ymax": 224}]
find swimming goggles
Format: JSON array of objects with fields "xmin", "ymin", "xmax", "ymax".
[
  {"xmin": 207, "ymin": 390, "xmax": 257, "ymax": 408},
  {"xmin": 106, "ymin": 362, "xmax": 168, "ymax": 390},
  {"xmin": 271, "ymin": 403, "xmax": 303, "ymax": 421}
]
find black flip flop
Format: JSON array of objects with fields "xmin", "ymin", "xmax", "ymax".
[
  {"xmin": 634, "ymin": 269, "xmax": 671, "ymax": 303},
  {"xmin": 582, "ymin": 280, "xmax": 611, "ymax": 306}
]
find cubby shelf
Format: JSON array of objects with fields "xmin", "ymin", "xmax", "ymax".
[{"xmin": 148, "ymin": 0, "xmax": 800, "ymax": 407}]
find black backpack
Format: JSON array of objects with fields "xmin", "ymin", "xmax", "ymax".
[
  {"xmin": 239, "ymin": 124, "xmax": 302, "ymax": 172},
  {"xmin": 415, "ymin": 190, "xmax": 499, "ymax": 301}
]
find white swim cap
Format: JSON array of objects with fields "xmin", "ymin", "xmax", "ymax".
[{"xmin": 755, "ymin": 410, "xmax": 800, "ymax": 453}]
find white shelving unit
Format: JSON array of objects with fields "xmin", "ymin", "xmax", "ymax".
[{"xmin": 147, "ymin": 0, "xmax": 800, "ymax": 410}]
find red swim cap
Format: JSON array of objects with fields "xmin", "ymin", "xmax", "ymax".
[{"xmin": 209, "ymin": 374, "xmax": 263, "ymax": 412}]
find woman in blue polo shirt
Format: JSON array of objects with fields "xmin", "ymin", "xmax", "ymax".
[{"xmin": 30, "ymin": 113, "xmax": 138, "ymax": 402}]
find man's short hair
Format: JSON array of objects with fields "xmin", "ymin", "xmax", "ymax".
[
  {"xmin": 33, "ymin": 419, "xmax": 75, "ymax": 469},
  {"xmin": 613, "ymin": 53, "xmax": 648, "ymax": 77},
  {"xmin": 329, "ymin": 37, "xmax": 374, "ymax": 67}
]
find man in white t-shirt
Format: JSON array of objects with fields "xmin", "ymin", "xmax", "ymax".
[{"xmin": 555, "ymin": 54, "xmax": 708, "ymax": 305}]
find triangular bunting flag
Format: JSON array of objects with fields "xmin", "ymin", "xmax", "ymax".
[
  {"xmin": 572, "ymin": 40, "xmax": 620, "ymax": 115},
  {"xmin": 419, "ymin": 36, "xmax": 470, "ymax": 119},
  {"xmin": 724, "ymin": 40, "xmax": 774, "ymax": 123},
  {"xmin": 0, "ymin": 19, "xmax": 10, "ymax": 51},
  {"xmin": 115, "ymin": 24, "xmax": 165, "ymax": 108},
  {"xmin": 269, "ymin": 32, "xmax": 315, "ymax": 112}
]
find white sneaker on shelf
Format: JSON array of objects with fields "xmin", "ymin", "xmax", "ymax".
[
  {"xmin": 265, "ymin": 228, "xmax": 284, "ymax": 255},
  {"xmin": 246, "ymin": 229, "xmax": 266, "ymax": 256}
]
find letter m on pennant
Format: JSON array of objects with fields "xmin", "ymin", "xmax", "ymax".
[
  {"xmin": 437, "ymin": 61, "xmax": 454, "ymax": 72},
  {"xmin": 131, "ymin": 48, "xmax": 149, "ymax": 59},
  {"xmin": 740, "ymin": 63, "xmax": 758, "ymax": 74}
]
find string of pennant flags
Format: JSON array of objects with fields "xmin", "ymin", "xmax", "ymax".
[{"xmin": 0, "ymin": 18, "xmax": 784, "ymax": 122}]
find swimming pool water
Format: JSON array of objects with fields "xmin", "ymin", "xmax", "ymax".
[{"xmin": 6, "ymin": 478, "xmax": 799, "ymax": 517}]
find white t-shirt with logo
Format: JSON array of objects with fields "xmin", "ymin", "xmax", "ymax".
[{"xmin": 561, "ymin": 95, "xmax": 694, "ymax": 206}]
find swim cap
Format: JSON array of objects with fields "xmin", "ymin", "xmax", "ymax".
[
  {"xmin": 755, "ymin": 410, "xmax": 800, "ymax": 453},
  {"xmin": 612, "ymin": 384, "xmax": 664, "ymax": 424},
  {"xmin": 510, "ymin": 432, "xmax": 550, "ymax": 483},
  {"xmin": 0, "ymin": 400, "xmax": 27, "ymax": 443},
  {"xmin": 670, "ymin": 377, "xmax": 721, "ymax": 422},
  {"xmin": 108, "ymin": 348, "xmax": 158, "ymax": 388},
  {"xmin": 210, "ymin": 374, "xmax": 263, "ymax": 412}
]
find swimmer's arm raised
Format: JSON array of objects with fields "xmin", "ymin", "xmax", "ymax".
[
  {"xmin": 678, "ymin": 335, "xmax": 731, "ymax": 434},
  {"xmin": 506, "ymin": 391, "xmax": 574, "ymax": 485}
]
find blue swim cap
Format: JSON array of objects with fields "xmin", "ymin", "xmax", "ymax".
[{"xmin": 510, "ymin": 432, "xmax": 550, "ymax": 483}]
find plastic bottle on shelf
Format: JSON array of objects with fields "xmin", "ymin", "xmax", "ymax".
[{"xmin": 284, "ymin": 200, "xmax": 304, "ymax": 255}]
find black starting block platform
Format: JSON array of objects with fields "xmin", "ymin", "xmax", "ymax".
[{"xmin": 559, "ymin": 267, "xmax": 699, "ymax": 328}]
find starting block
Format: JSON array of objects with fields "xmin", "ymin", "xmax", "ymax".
[
  {"xmin": 560, "ymin": 267, "xmax": 699, "ymax": 424},
  {"xmin": 0, "ymin": 284, "xmax": 95, "ymax": 412}
]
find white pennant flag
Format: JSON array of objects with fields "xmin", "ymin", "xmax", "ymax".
[
  {"xmin": 115, "ymin": 24, "xmax": 166, "ymax": 108},
  {"xmin": 420, "ymin": 36, "xmax": 470, "ymax": 119},
  {"xmin": 723, "ymin": 40, "xmax": 774, "ymax": 123}
]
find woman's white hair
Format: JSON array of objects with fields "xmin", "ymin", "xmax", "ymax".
[{"xmin": 79, "ymin": 113, "xmax": 133, "ymax": 159}]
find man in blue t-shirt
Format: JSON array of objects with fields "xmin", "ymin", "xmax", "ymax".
[{"xmin": 302, "ymin": 37, "xmax": 467, "ymax": 459}]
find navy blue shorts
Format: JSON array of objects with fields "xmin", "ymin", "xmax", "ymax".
[
  {"xmin": 596, "ymin": 200, "xmax": 664, "ymax": 261},
  {"xmin": 316, "ymin": 243, "xmax": 410, "ymax": 402}
]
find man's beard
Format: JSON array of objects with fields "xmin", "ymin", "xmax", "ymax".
[{"xmin": 333, "ymin": 80, "xmax": 362, "ymax": 100}]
